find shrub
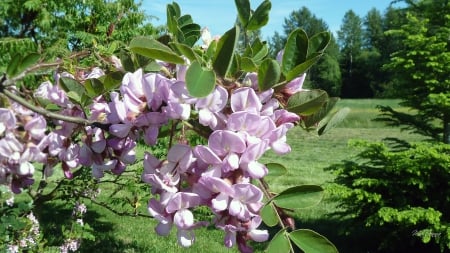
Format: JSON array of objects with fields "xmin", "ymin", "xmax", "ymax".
[{"xmin": 327, "ymin": 140, "xmax": 450, "ymax": 252}]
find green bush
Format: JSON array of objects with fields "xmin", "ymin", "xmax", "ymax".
[{"xmin": 327, "ymin": 140, "xmax": 450, "ymax": 252}]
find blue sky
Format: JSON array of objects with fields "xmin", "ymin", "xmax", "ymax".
[{"xmin": 141, "ymin": 0, "xmax": 404, "ymax": 38}]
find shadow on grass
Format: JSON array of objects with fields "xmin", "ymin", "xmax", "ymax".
[
  {"xmin": 35, "ymin": 201, "xmax": 148, "ymax": 253},
  {"xmin": 296, "ymin": 214, "xmax": 442, "ymax": 253}
]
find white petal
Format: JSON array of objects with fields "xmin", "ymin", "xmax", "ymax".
[
  {"xmin": 177, "ymin": 229, "xmax": 195, "ymax": 247},
  {"xmin": 249, "ymin": 229, "xmax": 269, "ymax": 242}
]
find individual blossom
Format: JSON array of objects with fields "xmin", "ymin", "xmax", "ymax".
[
  {"xmin": 141, "ymin": 144, "xmax": 195, "ymax": 194},
  {"xmin": 207, "ymin": 130, "xmax": 247, "ymax": 174},
  {"xmin": 0, "ymin": 108, "xmax": 16, "ymax": 135},
  {"xmin": 281, "ymin": 73, "xmax": 307, "ymax": 96},
  {"xmin": 230, "ymin": 87, "xmax": 262, "ymax": 114},
  {"xmin": 165, "ymin": 81, "xmax": 196, "ymax": 120},
  {"xmin": 228, "ymin": 183, "xmax": 263, "ymax": 220},
  {"xmin": 165, "ymin": 192, "xmax": 206, "ymax": 247},
  {"xmin": 195, "ymin": 85, "xmax": 228, "ymax": 129}
]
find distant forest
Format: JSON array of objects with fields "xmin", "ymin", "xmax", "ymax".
[{"xmin": 267, "ymin": 0, "xmax": 449, "ymax": 99}]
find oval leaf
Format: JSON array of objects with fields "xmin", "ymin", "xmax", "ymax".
[
  {"xmin": 129, "ymin": 37, "xmax": 185, "ymax": 64},
  {"xmin": 213, "ymin": 26, "xmax": 239, "ymax": 77},
  {"xmin": 308, "ymin": 31, "xmax": 331, "ymax": 57},
  {"xmin": 287, "ymin": 90, "xmax": 329, "ymax": 116},
  {"xmin": 288, "ymin": 229, "xmax": 339, "ymax": 253},
  {"xmin": 240, "ymin": 57, "xmax": 257, "ymax": 72},
  {"xmin": 318, "ymin": 107, "xmax": 351, "ymax": 135},
  {"xmin": 273, "ymin": 185, "xmax": 324, "ymax": 209},
  {"xmin": 185, "ymin": 61, "xmax": 216, "ymax": 98},
  {"xmin": 247, "ymin": 0, "xmax": 271, "ymax": 31},
  {"xmin": 285, "ymin": 54, "xmax": 322, "ymax": 81},
  {"xmin": 258, "ymin": 58, "xmax": 281, "ymax": 91},
  {"xmin": 303, "ymin": 97, "xmax": 340, "ymax": 128},
  {"xmin": 266, "ymin": 163, "xmax": 288, "ymax": 178},
  {"xmin": 18, "ymin": 53, "xmax": 40, "ymax": 74},
  {"xmin": 84, "ymin": 78, "xmax": 104, "ymax": 98},
  {"xmin": 266, "ymin": 230, "xmax": 291, "ymax": 253},
  {"xmin": 170, "ymin": 42, "xmax": 199, "ymax": 62},
  {"xmin": 234, "ymin": 0, "xmax": 251, "ymax": 27},
  {"xmin": 282, "ymin": 29, "xmax": 308, "ymax": 76},
  {"xmin": 6, "ymin": 54, "xmax": 21, "ymax": 78},
  {"xmin": 261, "ymin": 203, "xmax": 278, "ymax": 227},
  {"xmin": 59, "ymin": 77, "xmax": 86, "ymax": 101}
]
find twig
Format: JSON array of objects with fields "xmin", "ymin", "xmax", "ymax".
[
  {"xmin": 81, "ymin": 196, "xmax": 153, "ymax": 218},
  {"xmin": 2, "ymin": 51, "xmax": 90, "ymax": 87},
  {"xmin": 1, "ymin": 88, "xmax": 110, "ymax": 130}
]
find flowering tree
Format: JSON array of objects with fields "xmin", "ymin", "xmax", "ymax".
[{"xmin": 0, "ymin": 0, "xmax": 348, "ymax": 252}]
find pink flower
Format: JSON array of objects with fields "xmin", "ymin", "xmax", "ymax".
[
  {"xmin": 231, "ymin": 87, "xmax": 262, "ymax": 114},
  {"xmin": 0, "ymin": 108, "xmax": 16, "ymax": 135},
  {"xmin": 195, "ymin": 86, "xmax": 228, "ymax": 129},
  {"xmin": 229, "ymin": 183, "xmax": 263, "ymax": 220}
]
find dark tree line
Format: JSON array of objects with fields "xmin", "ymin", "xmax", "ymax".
[{"xmin": 268, "ymin": 1, "xmax": 416, "ymax": 99}]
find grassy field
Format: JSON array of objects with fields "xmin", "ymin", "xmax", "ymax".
[{"xmin": 23, "ymin": 99, "xmax": 427, "ymax": 252}]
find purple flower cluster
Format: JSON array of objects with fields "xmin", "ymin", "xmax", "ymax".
[
  {"xmin": 1, "ymin": 57, "xmax": 305, "ymax": 252},
  {"xmin": 136, "ymin": 67, "xmax": 300, "ymax": 251}
]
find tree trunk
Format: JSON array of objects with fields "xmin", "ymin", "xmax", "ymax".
[{"xmin": 444, "ymin": 113, "xmax": 450, "ymax": 144}]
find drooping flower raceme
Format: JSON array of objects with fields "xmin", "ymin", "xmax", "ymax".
[{"xmin": 1, "ymin": 52, "xmax": 303, "ymax": 252}]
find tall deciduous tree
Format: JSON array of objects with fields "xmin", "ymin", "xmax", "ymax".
[
  {"xmin": 380, "ymin": 0, "xmax": 450, "ymax": 143},
  {"xmin": 0, "ymin": 0, "xmax": 160, "ymax": 69},
  {"xmin": 268, "ymin": 7, "xmax": 342, "ymax": 96}
]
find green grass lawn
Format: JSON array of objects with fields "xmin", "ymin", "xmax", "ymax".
[{"xmin": 11, "ymin": 99, "xmax": 427, "ymax": 253}]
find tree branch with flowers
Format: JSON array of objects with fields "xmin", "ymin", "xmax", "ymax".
[{"xmin": 0, "ymin": 0, "xmax": 348, "ymax": 252}]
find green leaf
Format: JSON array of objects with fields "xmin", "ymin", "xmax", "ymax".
[
  {"xmin": 213, "ymin": 26, "xmax": 239, "ymax": 77},
  {"xmin": 84, "ymin": 78, "xmax": 104, "ymax": 98},
  {"xmin": 59, "ymin": 77, "xmax": 86, "ymax": 104},
  {"xmin": 251, "ymin": 38, "xmax": 269, "ymax": 62},
  {"xmin": 266, "ymin": 163, "xmax": 287, "ymax": 178},
  {"xmin": 266, "ymin": 230, "xmax": 291, "ymax": 253},
  {"xmin": 206, "ymin": 39, "xmax": 218, "ymax": 60},
  {"xmin": 6, "ymin": 54, "xmax": 21, "ymax": 78},
  {"xmin": 101, "ymin": 71, "xmax": 123, "ymax": 92},
  {"xmin": 17, "ymin": 53, "xmax": 40, "ymax": 74},
  {"xmin": 166, "ymin": 2, "xmax": 181, "ymax": 34},
  {"xmin": 318, "ymin": 107, "xmax": 350, "ymax": 135},
  {"xmin": 129, "ymin": 37, "xmax": 185, "ymax": 64},
  {"xmin": 67, "ymin": 91, "xmax": 81, "ymax": 104},
  {"xmin": 240, "ymin": 57, "xmax": 257, "ymax": 72},
  {"xmin": 185, "ymin": 61, "xmax": 216, "ymax": 98},
  {"xmin": 303, "ymin": 97, "xmax": 340, "ymax": 128},
  {"xmin": 287, "ymin": 90, "xmax": 329, "ymax": 116},
  {"xmin": 308, "ymin": 32, "xmax": 331, "ymax": 57},
  {"xmin": 170, "ymin": 42, "xmax": 199, "ymax": 62},
  {"xmin": 273, "ymin": 185, "xmax": 324, "ymax": 209},
  {"xmin": 45, "ymin": 103, "xmax": 61, "ymax": 111},
  {"xmin": 282, "ymin": 29, "xmax": 308, "ymax": 76},
  {"xmin": 143, "ymin": 61, "xmax": 163, "ymax": 72},
  {"xmin": 247, "ymin": 0, "xmax": 271, "ymax": 31},
  {"xmin": 177, "ymin": 14, "xmax": 194, "ymax": 27},
  {"xmin": 258, "ymin": 59, "xmax": 281, "ymax": 91},
  {"xmin": 118, "ymin": 49, "xmax": 136, "ymax": 72},
  {"xmin": 285, "ymin": 54, "xmax": 322, "ymax": 81},
  {"xmin": 261, "ymin": 203, "xmax": 278, "ymax": 227},
  {"xmin": 288, "ymin": 229, "xmax": 339, "ymax": 253},
  {"xmin": 235, "ymin": 0, "xmax": 251, "ymax": 27}
]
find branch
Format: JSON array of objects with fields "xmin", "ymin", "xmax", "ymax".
[
  {"xmin": 81, "ymin": 196, "xmax": 153, "ymax": 218},
  {"xmin": 2, "ymin": 51, "xmax": 90, "ymax": 87},
  {"xmin": 1, "ymin": 88, "xmax": 110, "ymax": 130}
]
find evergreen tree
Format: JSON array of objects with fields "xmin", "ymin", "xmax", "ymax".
[
  {"xmin": 380, "ymin": 0, "xmax": 450, "ymax": 143},
  {"xmin": 337, "ymin": 10, "xmax": 367, "ymax": 97}
]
